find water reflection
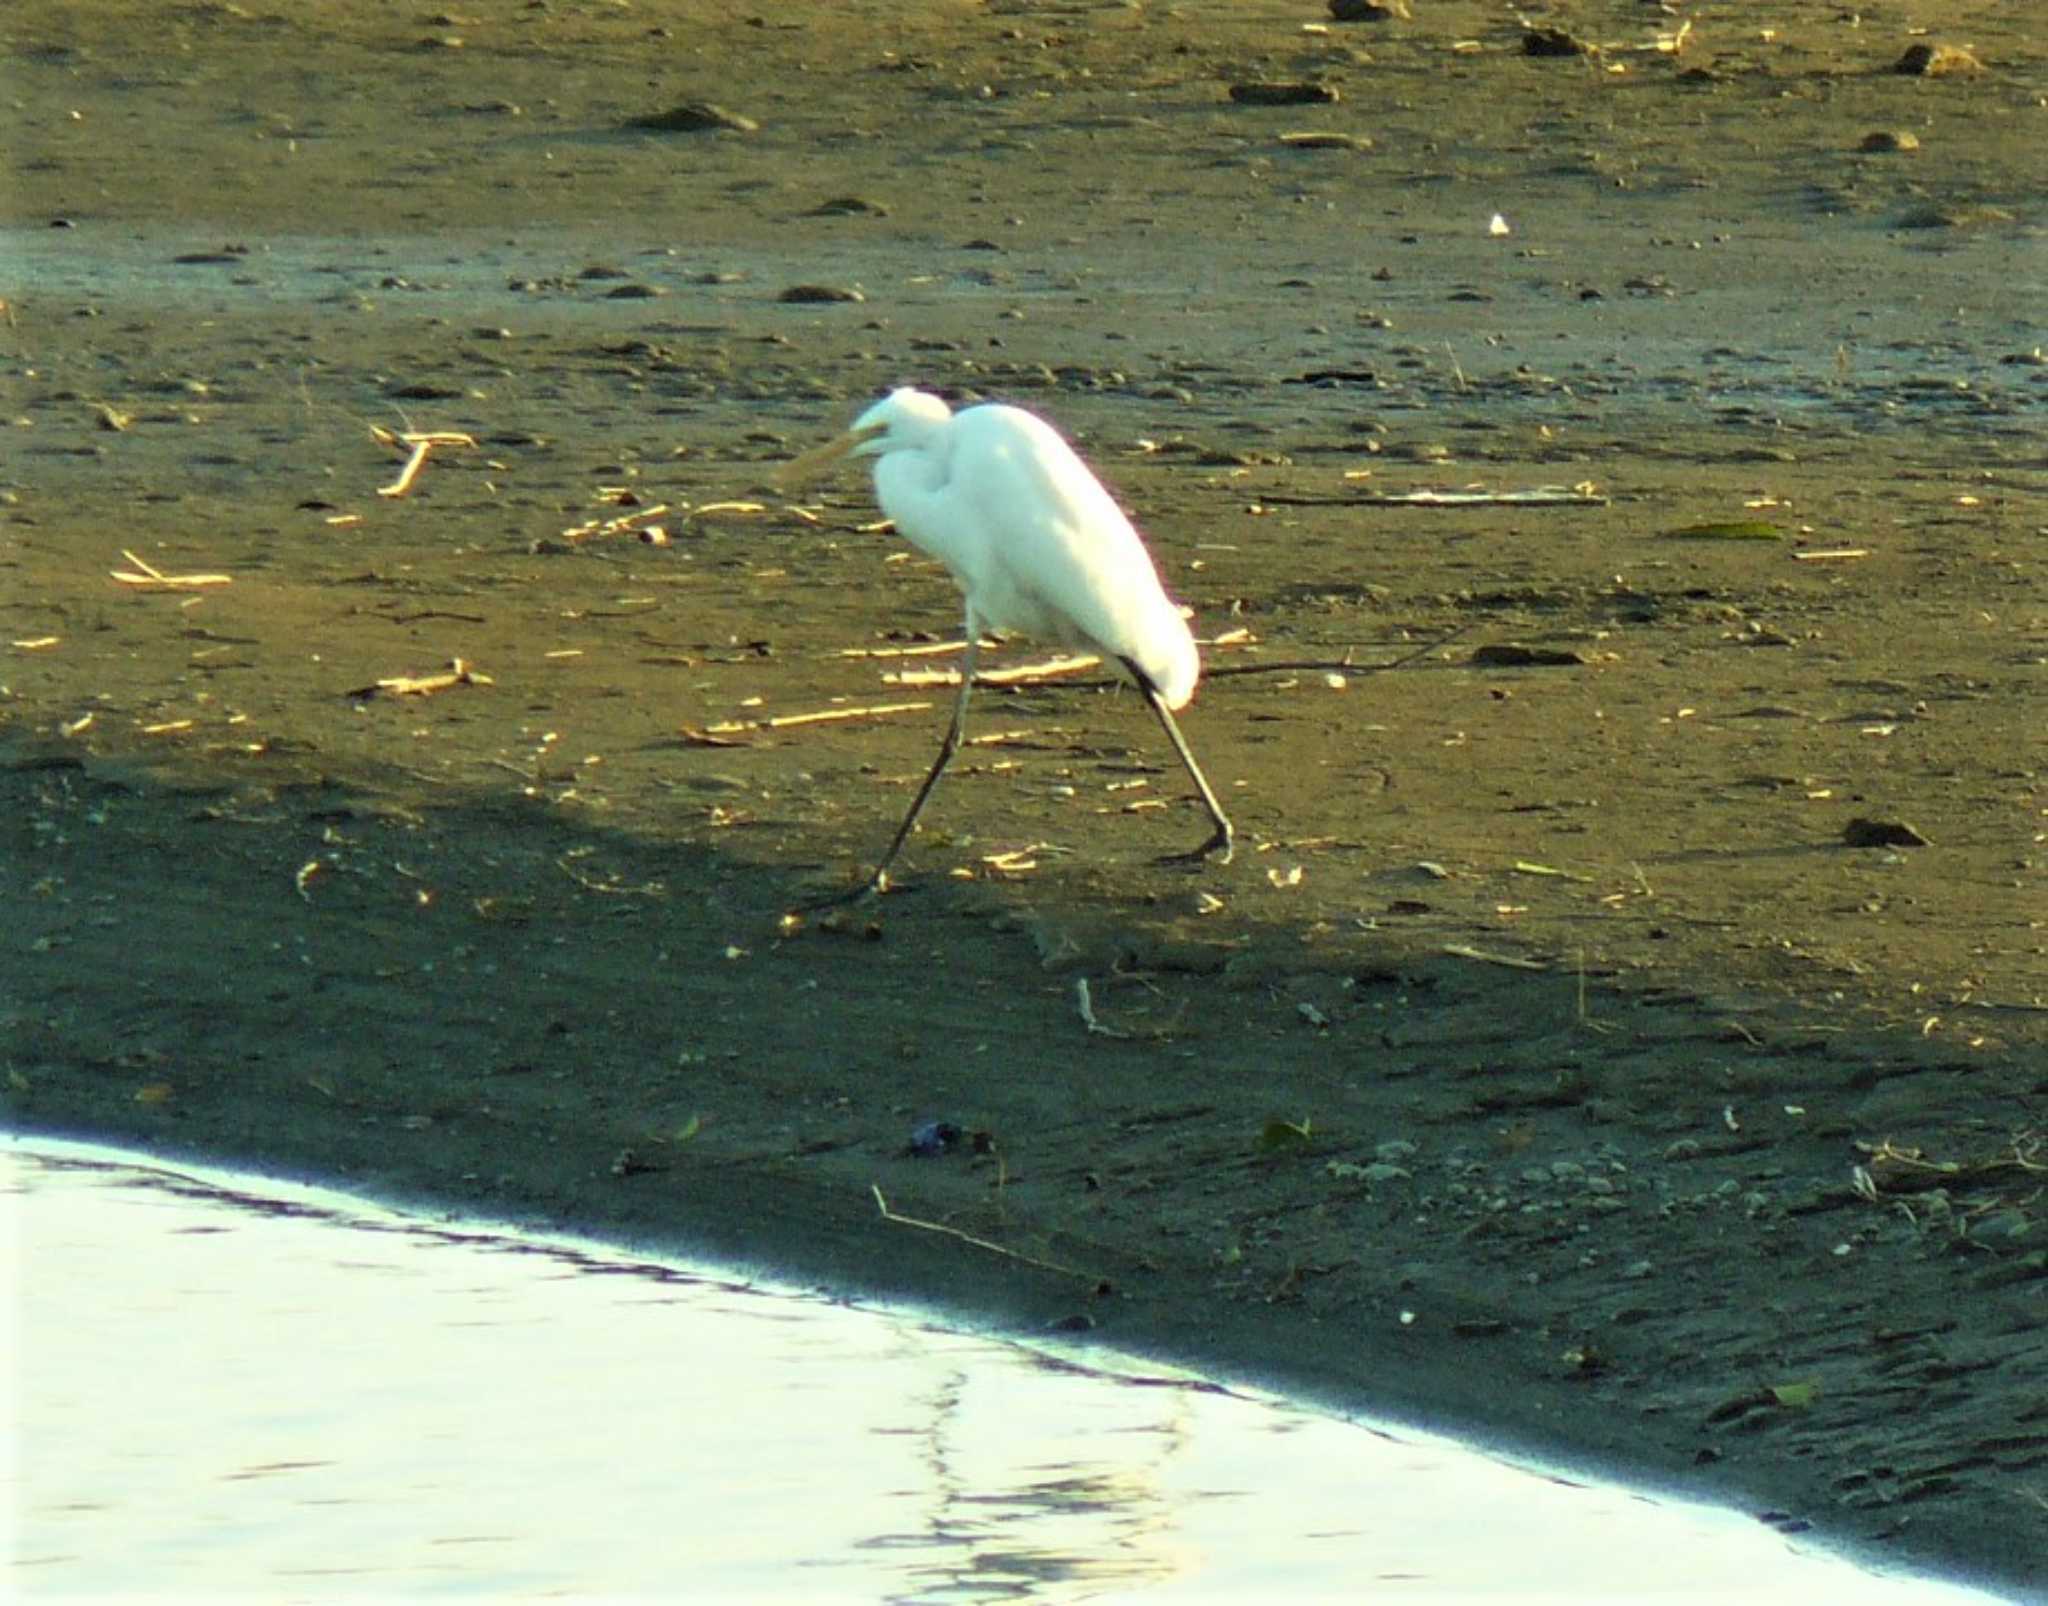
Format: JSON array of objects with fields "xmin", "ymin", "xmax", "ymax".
[{"xmin": 5, "ymin": 1139, "xmax": 2003, "ymax": 1602}]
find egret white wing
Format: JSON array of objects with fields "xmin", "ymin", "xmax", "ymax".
[{"xmin": 938, "ymin": 406, "xmax": 1199, "ymax": 707}]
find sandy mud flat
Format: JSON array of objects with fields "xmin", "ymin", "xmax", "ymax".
[{"xmin": 5, "ymin": 2, "xmax": 2044, "ymax": 1592}]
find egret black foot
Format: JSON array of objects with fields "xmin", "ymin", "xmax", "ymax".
[
  {"xmin": 1158, "ymin": 828, "xmax": 1234, "ymax": 868},
  {"xmin": 797, "ymin": 870, "xmax": 891, "ymax": 912}
]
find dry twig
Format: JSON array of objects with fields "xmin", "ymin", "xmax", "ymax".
[
  {"xmin": 372, "ymin": 426, "xmax": 477, "ymax": 498},
  {"xmin": 110, "ymin": 549, "xmax": 232, "ymax": 589},
  {"xmin": 871, "ymin": 1185, "xmax": 1086, "ymax": 1279},
  {"xmin": 350, "ymin": 658, "xmax": 494, "ymax": 700}
]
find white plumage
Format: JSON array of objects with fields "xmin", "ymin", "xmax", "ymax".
[
  {"xmin": 779, "ymin": 387, "xmax": 1233, "ymax": 899},
  {"xmin": 857, "ymin": 389, "xmax": 1200, "ymax": 709}
]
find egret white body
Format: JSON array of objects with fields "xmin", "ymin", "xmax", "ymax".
[{"xmin": 780, "ymin": 387, "xmax": 1233, "ymax": 898}]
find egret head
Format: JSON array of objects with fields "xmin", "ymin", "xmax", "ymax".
[{"xmin": 777, "ymin": 387, "xmax": 952, "ymax": 488}]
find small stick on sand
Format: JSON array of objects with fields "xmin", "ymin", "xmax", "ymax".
[
  {"xmin": 757, "ymin": 700, "xmax": 932, "ymax": 730},
  {"xmin": 352, "ymin": 658, "xmax": 495, "ymax": 699},
  {"xmin": 889, "ymin": 654, "xmax": 1103, "ymax": 689},
  {"xmin": 981, "ymin": 844, "xmax": 1056, "ymax": 876},
  {"xmin": 1075, "ymin": 977, "xmax": 1128, "ymax": 1039},
  {"xmin": 110, "ymin": 549, "xmax": 232, "ymax": 589},
  {"xmin": 837, "ymin": 639, "xmax": 994, "ymax": 660},
  {"xmin": 372, "ymin": 426, "xmax": 478, "ymax": 498},
  {"xmin": 1442, "ymin": 942, "xmax": 1549, "ymax": 971},
  {"xmin": 1352, "ymin": 487, "xmax": 1608, "ymax": 507},
  {"xmin": 560, "ymin": 505, "xmax": 671, "ymax": 544},
  {"xmin": 871, "ymin": 1185, "xmax": 1086, "ymax": 1278}
]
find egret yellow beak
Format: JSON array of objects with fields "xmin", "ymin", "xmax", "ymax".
[{"xmin": 775, "ymin": 421, "xmax": 886, "ymax": 491}]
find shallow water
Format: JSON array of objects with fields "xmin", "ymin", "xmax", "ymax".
[{"xmin": 3, "ymin": 1137, "xmax": 2008, "ymax": 1603}]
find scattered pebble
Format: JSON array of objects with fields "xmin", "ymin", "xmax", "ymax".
[
  {"xmin": 1893, "ymin": 43, "xmax": 1983, "ymax": 77},
  {"xmin": 1893, "ymin": 203, "xmax": 2014, "ymax": 230},
  {"xmin": 1279, "ymin": 131, "xmax": 1371, "ymax": 150},
  {"xmin": 1228, "ymin": 82, "xmax": 1340, "ymax": 106},
  {"xmin": 777, "ymin": 284, "xmax": 865, "ymax": 304},
  {"xmin": 1468, "ymin": 643, "xmax": 1588, "ymax": 668},
  {"xmin": 1842, "ymin": 817, "xmax": 1931, "ymax": 848},
  {"xmin": 908, "ymin": 1120, "xmax": 962, "ymax": 1158},
  {"xmin": 1523, "ymin": 28, "xmax": 1590, "ymax": 58},
  {"xmin": 628, "ymin": 100, "xmax": 759, "ymax": 133},
  {"xmin": 808, "ymin": 196, "xmax": 889, "ymax": 217}
]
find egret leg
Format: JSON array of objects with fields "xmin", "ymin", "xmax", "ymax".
[
  {"xmin": 1128, "ymin": 662, "xmax": 1234, "ymax": 865},
  {"xmin": 809, "ymin": 635, "xmax": 980, "ymax": 905}
]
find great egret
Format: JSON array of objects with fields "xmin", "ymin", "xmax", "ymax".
[{"xmin": 778, "ymin": 386, "xmax": 1234, "ymax": 900}]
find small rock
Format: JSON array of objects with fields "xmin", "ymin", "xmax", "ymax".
[
  {"xmin": 1894, "ymin": 203, "xmax": 2014, "ymax": 230},
  {"xmin": 1858, "ymin": 130, "xmax": 1920, "ymax": 153},
  {"xmin": 1279, "ymin": 131, "xmax": 1371, "ymax": 150},
  {"xmin": 777, "ymin": 284, "xmax": 865, "ymax": 304},
  {"xmin": 907, "ymin": 1120, "xmax": 962, "ymax": 1158},
  {"xmin": 1227, "ymin": 82, "xmax": 1340, "ymax": 106},
  {"xmin": 1893, "ymin": 43, "xmax": 1983, "ymax": 76},
  {"xmin": 1842, "ymin": 817, "xmax": 1931, "ymax": 848},
  {"xmin": 629, "ymin": 101, "xmax": 759, "ymax": 133},
  {"xmin": 609, "ymin": 1147, "xmax": 660, "ymax": 1177},
  {"xmin": 1524, "ymin": 27, "xmax": 1590, "ymax": 58},
  {"xmin": 1469, "ymin": 643, "xmax": 1588, "ymax": 668},
  {"xmin": 808, "ymin": 196, "xmax": 889, "ymax": 217},
  {"xmin": 1972, "ymin": 1209, "xmax": 2032, "ymax": 1242}
]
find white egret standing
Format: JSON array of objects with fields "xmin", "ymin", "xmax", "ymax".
[{"xmin": 778, "ymin": 387, "xmax": 1234, "ymax": 900}]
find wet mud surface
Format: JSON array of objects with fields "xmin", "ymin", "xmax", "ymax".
[{"xmin": 4, "ymin": 2, "xmax": 2045, "ymax": 1593}]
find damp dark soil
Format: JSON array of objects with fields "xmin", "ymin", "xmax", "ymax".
[{"xmin": 4, "ymin": 2, "xmax": 2045, "ymax": 1595}]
